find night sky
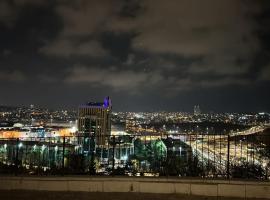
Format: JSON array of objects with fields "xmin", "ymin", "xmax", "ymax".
[{"xmin": 0, "ymin": 0, "xmax": 270, "ymax": 112}]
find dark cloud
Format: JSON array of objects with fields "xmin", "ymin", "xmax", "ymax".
[
  {"xmin": 40, "ymin": 39, "xmax": 108, "ymax": 57},
  {"xmin": 0, "ymin": 70, "xmax": 25, "ymax": 82},
  {"xmin": 65, "ymin": 65, "xmax": 163, "ymax": 93},
  {"xmin": 0, "ymin": 1, "xmax": 16, "ymax": 27},
  {"xmin": 0, "ymin": 0, "xmax": 48, "ymax": 26},
  {"xmin": 259, "ymin": 65, "xmax": 270, "ymax": 81},
  {"xmin": 0, "ymin": 0, "xmax": 269, "ymax": 112}
]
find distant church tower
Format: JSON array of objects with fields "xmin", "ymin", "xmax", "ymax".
[{"xmin": 194, "ymin": 105, "xmax": 201, "ymax": 116}]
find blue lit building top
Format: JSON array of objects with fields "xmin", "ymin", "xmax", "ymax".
[
  {"xmin": 79, "ymin": 96, "xmax": 112, "ymax": 109},
  {"xmin": 85, "ymin": 102, "xmax": 104, "ymax": 107}
]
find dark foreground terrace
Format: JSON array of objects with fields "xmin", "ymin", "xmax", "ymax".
[{"xmin": 0, "ymin": 190, "xmax": 268, "ymax": 200}]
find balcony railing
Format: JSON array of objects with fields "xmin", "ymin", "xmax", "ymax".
[{"xmin": 0, "ymin": 133, "xmax": 269, "ymax": 179}]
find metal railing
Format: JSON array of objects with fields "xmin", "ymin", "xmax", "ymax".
[{"xmin": 0, "ymin": 133, "xmax": 269, "ymax": 179}]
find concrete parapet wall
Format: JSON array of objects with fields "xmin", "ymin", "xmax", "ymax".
[{"xmin": 0, "ymin": 177, "xmax": 269, "ymax": 199}]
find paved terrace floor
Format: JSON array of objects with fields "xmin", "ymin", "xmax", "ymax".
[{"xmin": 0, "ymin": 190, "xmax": 268, "ymax": 200}]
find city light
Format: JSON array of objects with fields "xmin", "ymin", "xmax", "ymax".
[
  {"xmin": 122, "ymin": 155, "xmax": 128, "ymax": 161},
  {"xmin": 41, "ymin": 145, "xmax": 46, "ymax": 151},
  {"xmin": 0, "ymin": 101, "xmax": 269, "ymax": 180},
  {"xmin": 70, "ymin": 126, "xmax": 77, "ymax": 133}
]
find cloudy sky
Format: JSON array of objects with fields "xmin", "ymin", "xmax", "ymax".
[{"xmin": 0, "ymin": 0, "xmax": 270, "ymax": 112}]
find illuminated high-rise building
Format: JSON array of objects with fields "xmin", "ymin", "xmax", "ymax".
[{"xmin": 78, "ymin": 97, "xmax": 112, "ymax": 153}]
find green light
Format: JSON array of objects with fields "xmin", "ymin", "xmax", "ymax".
[{"xmin": 18, "ymin": 142, "xmax": 23, "ymax": 148}]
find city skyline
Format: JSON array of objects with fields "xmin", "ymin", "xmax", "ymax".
[
  {"xmin": 0, "ymin": 0, "xmax": 270, "ymax": 112},
  {"xmin": 1, "ymin": 2, "xmax": 270, "ymax": 198}
]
